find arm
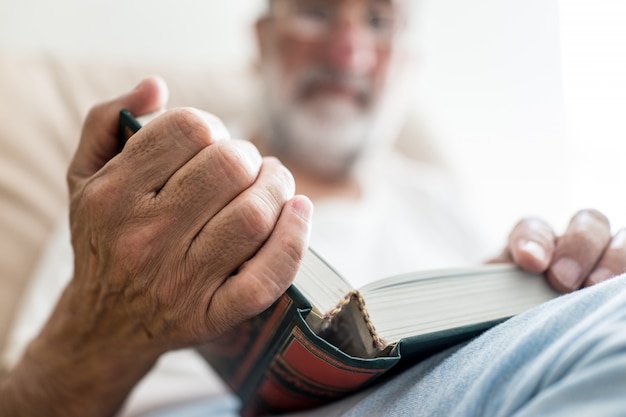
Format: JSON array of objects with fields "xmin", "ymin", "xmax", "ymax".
[
  {"xmin": 491, "ymin": 210, "xmax": 626, "ymax": 292},
  {"xmin": 0, "ymin": 77, "xmax": 313, "ymax": 417}
]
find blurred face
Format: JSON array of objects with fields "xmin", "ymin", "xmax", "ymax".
[{"xmin": 256, "ymin": 0, "xmax": 408, "ymax": 179}]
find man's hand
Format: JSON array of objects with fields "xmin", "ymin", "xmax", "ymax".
[
  {"xmin": 67, "ymin": 78, "xmax": 312, "ymax": 350},
  {"xmin": 491, "ymin": 209, "xmax": 626, "ymax": 293},
  {"xmin": 0, "ymin": 77, "xmax": 313, "ymax": 417}
]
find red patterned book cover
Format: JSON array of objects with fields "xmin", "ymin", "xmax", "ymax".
[
  {"xmin": 196, "ymin": 288, "xmax": 312, "ymax": 402},
  {"xmin": 241, "ymin": 307, "xmax": 399, "ymax": 416},
  {"xmin": 197, "ymin": 286, "xmax": 401, "ymax": 417}
]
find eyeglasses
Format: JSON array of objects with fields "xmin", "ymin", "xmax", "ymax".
[{"xmin": 272, "ymin": 0, "xmax": 405, "ymax": 47}]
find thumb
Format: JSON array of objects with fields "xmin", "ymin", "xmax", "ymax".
[{"xmin": 68, "ymin": 76, "xmax": 169, "ymax": 189}]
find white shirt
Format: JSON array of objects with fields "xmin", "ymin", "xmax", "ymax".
[{"xmin": 310, "ymin": 152, "xmax": 483, "ymax": 288}]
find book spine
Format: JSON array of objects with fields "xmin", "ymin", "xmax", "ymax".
[
  {"xmin": 240, "ymin": 308, "xmax": 400, "ymax": 417},
  {"xmin": 196, "ymin": 286, "xmax": 312, "ymax": 402},
  {"xmin": 393, "ymin": 318, "xmax": 508, "ymax": 366}
]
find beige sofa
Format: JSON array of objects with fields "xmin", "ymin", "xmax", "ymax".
[{"xmin": 0, "ymin": 49, "xmax": 437, "ymax": 359}]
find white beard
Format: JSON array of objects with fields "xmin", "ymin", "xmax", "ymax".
[{"xmin": 258, "ymin": 62, "xmax": 376, "ymax": 179}]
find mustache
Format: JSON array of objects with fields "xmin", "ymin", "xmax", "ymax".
[{"xmin": 296, "ymin": 68, "xmax": 373, "ymax": 105}]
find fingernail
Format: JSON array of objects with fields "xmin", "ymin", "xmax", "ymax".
[
  {"xmin": 551, "ymin": 258, "xmax": 582, "ymax": 289},
  {"xmin": 292, "ymin": 196, "xmax": 313, "ymax": 222},
  {"xmin": 587, "ymin": 267, "xmax": 614, "ymax": 285},
  {"xmin": 520, "ymin": 240, "xmax": 548, "ymax": 265}
]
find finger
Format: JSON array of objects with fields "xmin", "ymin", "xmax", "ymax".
[
  {"xmin": 547, "ymin": 209, "xmax": 611, "ymax": 292},
  {"xmin": 188, "ymin": 157, "xmax": 296, "ymax": 284},
  {"xmin": 207, "ymin": 194, "xmax": 313, "ymax": 336},
  {"xmin": 585, "ymin": 228, "xmax": 626, "ymax": 286},
  {"xmin": 507, "ymin": 218, "xmax": 556, "ymax": 273},
  {"xmin": 155, "ymin": 139, "xmax": 263, "ymax": 239},
  {"xmin": 112, "ymin": 108, "xmax": 231, "ymax": 194},
  {"xmin": 68, "ymin": 76, "xmax": 169, "ymax": 187}
]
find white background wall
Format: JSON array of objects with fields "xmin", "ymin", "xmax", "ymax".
[
  {"xmin": 0, "ymin": 0, "xmax": 265, "ymax": 68},
  {"xmin": 1, "ymin": 0, "xmax": 625, "ymax": 253},
  {"xmin": 559, "ymin": 0, "xmax": 626, "ymax": 240}
]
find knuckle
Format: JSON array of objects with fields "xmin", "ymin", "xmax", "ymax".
[
  {"xmin": 238, "ymin": 194, "xmax": 277, "ymax": 242},
  {"xmin": 213, "ymin": 142, "xmax": 258, "ymax": 186},
  {"xmin": 241, "ymin": 275, "xmax": 283, "ymax": 314},
  {"xmin": 111, "ymin": 217, "xmax": 178, "ymax": 280},
  {"xmin": 204, "ymin": 309, "xmax": 232, "ymax": 339},
  {"xmin": 573, "ymin": 208, "xmax": 609, "ymax": 228},
  {"xmin": 278, "ymin": 235, "xmax": 306, "ymax": 269},
  {"xmin": 261, "ymin": 158, "xmax": 296, "ymax": 199},
  {"xmin": 272, "ymin": 160, "xmax": 296, "ymax": 194},
  {"xmin": 564, "ymin": 210, "xmax": 611, "ymax": 251},
  {"xmin": 166, "ymin": 108, "xmax": 215, "ymax": 148},
  {"xmin": 240, "ymin": 240, "xmax": 304, "ymax": 313},
  {"xmin": 567, "ymin": 230, "xmax": 599, "ymax": 249},
  {"xmin": 206, "ymin": 295, "xmax": 252, "ymax": 337},
  {"xmin": 510, "ymin": 217, "xmax": 552, "ymax": 243},
  {"xmin": 80, "ymin": 175, "xmax": 120, "ymax": 212},
  {"xmin": 79, "ymin": 177, "xmax": 171, "ymax": 269},
  {"xmin": 113, "ymin": 227, "xmax": 158, "ymax": 267},
  {"xmin": 80, "ymin": 168, "xmax": 142, "ymax": 216}
]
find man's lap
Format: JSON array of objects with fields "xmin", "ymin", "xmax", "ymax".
[{"xmin": 321, "ymin": 274, "xmax": 626, "ymax": 416}]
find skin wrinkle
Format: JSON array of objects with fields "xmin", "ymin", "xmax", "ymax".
[
  {"xmin": 117, "ymin": 109, "xmax": 224, "ymax": 201},
  {"xmin": 202, "ymin": 267, "xmax": 255, "ymax": 341},
  {"xmin": 249, "ymin": 234, "xmax": 302, "ymax": 302},
  {"xmin": 174, "ymin": 142, "xmax": 263, "ymax": 257},
  {"xmin": 164, "ymin": 108, "xmax": 218, "ymax": 152},
  {"xmin": 5, "ymin": 4, "xmax": 626, "ymax": 416},
  {"xmin": 189, "ymin": 159, "xmax": 294, "ymax": 274},
  {"xmin": 84, "ymin": 188, "xmax": 199, "ymax": 347},
  {"xmin": 123, "ymin": 248, "xmax": 204, "ymax": 348},
  {"xmin": 239, "ymin": 164, "xmax": 295, "ymax": 241},
  {"xmin": 147, "ymin": 142, "xmax": 259, "ymax": 259}
]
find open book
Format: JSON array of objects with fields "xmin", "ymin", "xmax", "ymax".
[
  {"xmin": 196, "ymin": 249, "xmax": 559, "ymax": 416},
  {"xmin": 118, "ymin": 110, "xmax": 561, "ymax": 417}
]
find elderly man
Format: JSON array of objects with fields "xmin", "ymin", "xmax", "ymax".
[
  {"xmin": 252, "ymin": 0, "xmax": 624, "ymax": 289},
  {"xmin": 2, "ymin": 0, "xmax": 626, "ymax": 416}
]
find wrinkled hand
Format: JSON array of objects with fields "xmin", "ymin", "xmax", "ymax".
[
  {"xmin": 13, "ymin": 77, "xmax": 312, "ymax": 417},
  {"xmin": 66, "ymin": 76, "xmax": 312, "ymax": 351},
  {"xmin": 492, "ymin": 209, "xmax": 626, "ymax": 293}
]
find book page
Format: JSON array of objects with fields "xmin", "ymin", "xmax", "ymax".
[
  {"xmin": 293, "ymin": 248, "xmax": 353, "ymax": 314},
  {"xmin": 361, "ymin": 264, "xmax": 559, "ymax": 342}
]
